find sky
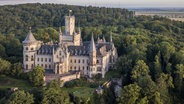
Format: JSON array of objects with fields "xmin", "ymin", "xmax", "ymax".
[{"xmin": 0, "ymin": 0, "xmax": 184, "ymax": 8}]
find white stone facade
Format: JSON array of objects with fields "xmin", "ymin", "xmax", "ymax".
[{"xmin": 22, "ymin": 14, "xmax": 118, "ymax": 82}]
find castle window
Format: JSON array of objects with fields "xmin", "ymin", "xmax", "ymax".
[
  {"xmin": 97, "ymin": 60, "xmax": 99, "ymax": 64},
  {"xmin": 79, "ymin": 66, "xmax": 80, "ymax": 71},
  {"xmin": 74, "ymin": 66, "xmax": 76, "ymax": 70},
  {"xmin": 82, "ymin": 59, "xmax": 85, "ymax": 63},
  {"xmin": 49, "ymin": 65, "xmax": 51, "ymax": 69},
  {"xmin": 78, "ymin": 59, "xmax": 80, "ymax": 63},
  {"xmin": 70, "ymin": 66, "xmax": 72, "ymax": 69},
  {"xmin": 31, "ymin": 64, "xmax": 34, "ymax": 69},
  {"xmin": 41, "ymin": 64, "xmax": 43, "ymax": 67},
  {"xmin": 41, "ymin": 58, "xmax": 43, "ymax": 62},
  {"xmin": 70, "ymin": 59, "xmax": 72, "ymax": 63},
  {"xmin": 26, "ymin": 64, "xmax": 28, "ymax": 70},
  {"xmin": 45, "ymin": 64, "xmax": 47, "ymax": 69},
  {"xmin": 31, "ymin": 56, "xmax": 34, "ymax": 61},
  {"xmin": 37, "ymin": 58, "xmax": 39, "ymax": 62},
  {"xmin": 25, "ymin": 55, "xmax": 28, "ymax": 61},
  {"xmin": 59, "ymin": 51, "xmax": 61, "ymax": 55},
  {"xmin": 45, "ymin": 58, "xmax": 47, "ymax": 62},
  {"xmin": 83, "ymin": 66, "xmax": 85, "ymax": 70},
  {"xmin": 31, "ymin": 48, "xmax": 34, "ymax": 50},
  {"xmin": 74, "ymin": 59, "xmax": 76, "ymax": 63},
  {"xmin": 49, "ymin": 58, "xmax": 51, "ymax": 62},
  {"xmin": 26, "ymin": 47, "xmax": 28, "ymax": 50}
]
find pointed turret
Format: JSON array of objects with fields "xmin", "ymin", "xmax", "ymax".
[
  {"xmin": 110, "ymin": 34, "xmax": 113, "ymax": 43},
  {"xmin": 58, "ymin": 27, "xmax": 62, "ymax": 44},
  {"xmin": 23, "ymin": 27, "xmax": 37, "ymax": 44},
  {"xmin": 89, "ymin": 33, "xmax": 96, "ymax": 53}
]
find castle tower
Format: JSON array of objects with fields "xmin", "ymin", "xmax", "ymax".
[
  {"xmin": 58, "ymin": 27, "xmax": 62, "ymax": 44},
  {"xmin": 65, "ymin": 10, "xmax": 75, "ymax": 35},
  {"xmin": 73, "ymin": 27, "xmax": 81, "ymax": 46},
  {"xmin": 89, "ymin": 33, "xmax": 97, "ymax": 77},
  {"xmin": 22, "ymin": 27, "xmax": 40, "ymax": 72}
]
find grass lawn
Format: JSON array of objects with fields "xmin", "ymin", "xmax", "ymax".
[
  {"xmin": 0, "ymin": 75, "xmax": 32, "ymax": 90},
  {"xmin": 62, "ymin": 87, "xmax": 95, "ymax": 98}
]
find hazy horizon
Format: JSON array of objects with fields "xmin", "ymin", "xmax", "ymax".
[{"xmin": 0, "ymin": 0, "xmax": 184, "ymax": 8}]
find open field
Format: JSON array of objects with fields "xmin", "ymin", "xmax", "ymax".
[
  {"xmin": 135, "ymin": 12, "xmax": 184, "ymax": 18},
  {"xmin": 62, "ymin": 87, "xmax": 95, "ymax": 98},
  {"xmin": 170, "ymin": 18, "xmax": 184, "ymax": 22},
  {"xmin": 0, "ymin": 75, "xmax": 32, "ymax": 90}
]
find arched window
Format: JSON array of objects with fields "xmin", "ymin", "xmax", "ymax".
[
  {"xmin": 31, "ymin": 56, "xmax": 34, "ymax": 61},
  {"xmin": 97, "ymin": 60, "xmax": 99, "ymax": 64},
  {"xmin": 26, "ymin": 64, "xmax": 28, "ymax": 70},
  {"xmin": 31, "ymin": 64, "xmax": 34, "ymax": 69},
  {"xmin": 26, "ymin": 47, "xmax": 28, "ymax": 50},
  {"xmin": 25, "ymin": 55, "xmax": 28, "ymax": 61}
]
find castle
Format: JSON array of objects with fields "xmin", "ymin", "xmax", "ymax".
[{"xmin": 22, "ymin": 12, "xmax": 118, "ymax": 82}]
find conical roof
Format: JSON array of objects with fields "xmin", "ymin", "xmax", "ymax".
[
  {"xmin": 23, "ymin": 28, "xmax": 37, "ymax": 44},
  {"xmin": 89, "ymin": 33, "xmax": 96, "ymax": 52}
]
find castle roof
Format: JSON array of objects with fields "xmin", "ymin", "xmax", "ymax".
[
  {"xmin": 89, "ymin": 33, "xmax": 96, "ymax": 53},
  {"xmin": 36, "ymin": 41, "xmax": 113, "ymax": 57},
  {"xmin": 23, "ymin": 28, "xmax": 37, "ymax": 44}
]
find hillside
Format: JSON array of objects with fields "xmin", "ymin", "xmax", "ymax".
[{"xmin": 0, "ymin": 3, "xmax": 183, "ymax": 104}]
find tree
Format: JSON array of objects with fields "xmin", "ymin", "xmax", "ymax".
[
  {"xmin": 7, "ymin": 90, "xmax": 34, "ymax": 104},
  {"xmin": 156, "ymin": 73, "xmax": 174, "ymax": 104},
  {"xmin": 0, "ymin": 58, "xmax": 11, "ymax": 74},
  {"xmin": 29, "ymin": 66, "xmax": 45, "ymax": 86},
  {"xmin": 41, "ymin": 88, "xmax": 70, "ymax": 104},
  {"xmin": 11, "ymin": 62, "xmax": 23, "ymax": 78},
  {"xmin": 117, "ymin": 84, "xmax": 141, "ymax": 104},
  {"xmin": 131, "ymin": 60, "xmax": 150, "ymax": 81},
  {"xmin": 174, "ymin": 64, "xmax": 184, "ymax": 96},
  {"xmin": 153, "ymin": 53, "xmax": 162, "ymax": 79}
]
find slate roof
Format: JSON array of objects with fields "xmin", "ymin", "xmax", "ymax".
[
  {"xmin": 37, "ymin": 42, "xmax": 112, "ymax": 57},
  {"xmin": 23, "ymin": 30, "xmax": 37, "ymax": 44}
]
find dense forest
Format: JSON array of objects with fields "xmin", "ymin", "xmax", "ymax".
[{"xmin": 0, "ymin": 3, "xmax": 184, "ymax": 104}]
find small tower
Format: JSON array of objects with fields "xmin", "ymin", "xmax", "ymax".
[
  {"xmin": 65, "ymin": 10, "xmax": 75, "ymax": 35},
  {"xmin": 22, "ymin": 27, "xmax": 40, "ymax": 72},
  {"xmin": 110, "ymin": 34, "xmax": 113, "ymax": 43},
  {"xmin": 73, "ymin": 27, "xmax": 81, "ymax": 46},
  {"xmin": 89, "ymin": 33, "xmax": 97, "ymax": 77},
  {"xmin": 58, "ymin": 27, "xmax": 62, "ymax": 44}
]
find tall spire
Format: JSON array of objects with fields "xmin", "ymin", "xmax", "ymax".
[
  {"xmin": 110, "ymin": 33, "xmax": 113, "ymax": 43},
  {"xmin": 23, "ymin": 27, "xmax": 37, "ymax": 44},
  {"xmin": 89, "ymin": 33, "xmax": 96, "ymax": 52},
  {"xmin": 59, "ymin": 27, "xmax": 62, "ymax": 44}
]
